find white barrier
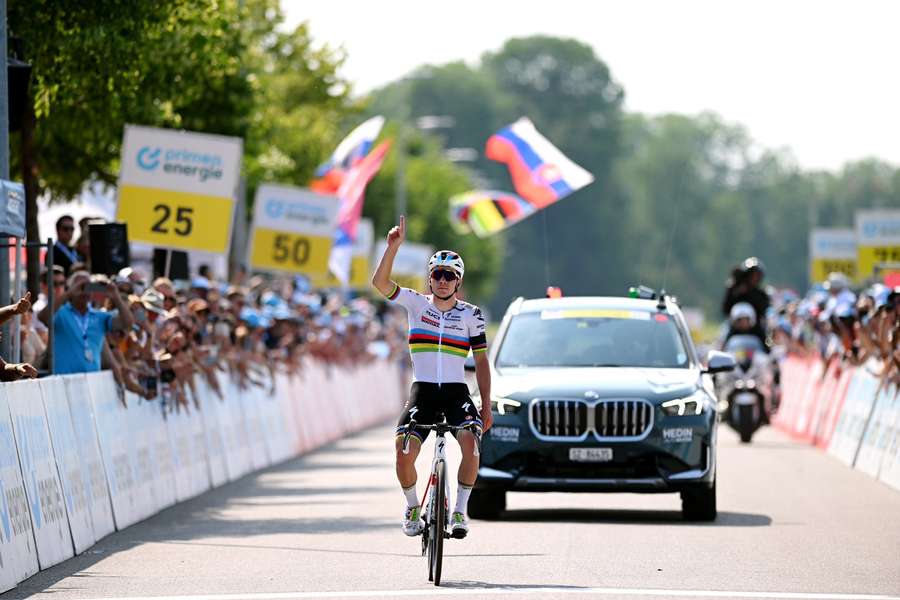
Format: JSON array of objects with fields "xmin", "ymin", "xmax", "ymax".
[
  {"xmin": 855, "ymin": 378, "xmax": 897, "ymax": 478},
  {"xmin": 1, "ymin": 359, "xmax": 403, "ymax": 591},
  {"xmin": 0, "ymin": 386, "xmax": 39, "ymax": 592},
  {"xmin": 877, "ymin": 387, "xmax": 900, "ymax": 492},
  {"xmin": 39, "ymin": 378, "xmax": 95, "ymax": 554},
  {"xmin": 7, "ymin": 381, "xmax": 74, "ymax": 569},
  {"xmin": 828, "ymin": 365, "xmax": 880, "ymax": 467},
  {"xmin": 88, "ymin": 372, "xmax": 141, "ymax": 530},
  {"xmin": 62, "ymin": 376, "xmax": 115, "ymax": 541},
  {"xmin": 193, "ymin": 379, "xmax": 229, "ymax": 487}
]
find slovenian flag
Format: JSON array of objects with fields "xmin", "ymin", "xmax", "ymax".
[
  {"xmin": 312, "ymin": 116, "xmax": 385, "ymax": 194},
  {"xmin": 485, "ymin": 117, "xmax": 594, "ymax": 209},
  {"xmin": 449, "ymin": 190, "xmax": 536, "ymax": 238}
]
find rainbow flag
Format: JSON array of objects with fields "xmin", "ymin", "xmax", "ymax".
[{"xmin": 449, "ymin": 190, "xmax": 536, "ymax": 238}]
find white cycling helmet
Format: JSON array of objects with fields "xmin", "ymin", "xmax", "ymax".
[
  {"xmin": 427, "ymin": 250, "xmax": 465, "ymax": 279},
  {"xmin": 729, "ymin": 302, "xmax": 757, "ymax": 326}
]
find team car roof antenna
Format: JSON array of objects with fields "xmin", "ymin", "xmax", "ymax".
[{"xmin": 657, "ymin": 290, "xmax": 668, "ymax": 311}]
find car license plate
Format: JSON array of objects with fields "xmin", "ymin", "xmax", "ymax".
[{"xmin": 569, "ymin": 447, "xmax": 613, "ymax": 462}]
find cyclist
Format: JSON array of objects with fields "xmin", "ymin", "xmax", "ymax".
[{"xmin": 371, "ymin": 216, "xmax": 493, "ymax": 539}]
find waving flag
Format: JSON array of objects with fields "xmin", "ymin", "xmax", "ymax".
[
  {"xmin": 485, "ymin": 117, "xmax": 594, "ymax": 209},
  {"xmin": 312, "ymin": 116, "xmax": 385, "ymax": 194},
  {"xmin": 328, "ymin": 140, "xmax": 391, "ymax": 285},
  {"xmin": 449, "ymin": 190, "xmax": 535, "ymax": 238}
]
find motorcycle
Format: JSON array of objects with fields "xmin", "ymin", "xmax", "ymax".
[{"xmin": 716, "ymin": 334, "xmax": 774, "ymax": 443}]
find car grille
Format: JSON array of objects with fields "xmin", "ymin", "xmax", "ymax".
[
  {"xmin": 595, "ymin": 400, "xmax": 653, "ymax": 438},
  {"xmin": 530, "ymin": 400, "xmax": 589, "ymax": 438},
  {"xmin": 530, "ymin": 399, "xmax": 653, "ymax": 440}
]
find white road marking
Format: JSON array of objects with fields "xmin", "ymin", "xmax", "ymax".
[{"xmin": 35, "ymin": 587, "xmax": 900, "ymax": 600}]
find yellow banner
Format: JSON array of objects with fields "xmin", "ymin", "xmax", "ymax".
[
  {"xmin": 308, "ymin": 257, "xmax": 371, "ymax": 290},
  {"xmin": 116, "ymin": 185, "xmax": 233, "ymax": 253},
  {"xmin": 810, "ymin": 258, "xmax": 857, "ymax": 284},
  {"xmin": 250, "ymin": 228, "xmax": 333, "ymax": 276},
  {"xmin": 857, "ymin": 245, "xmax": 900, "ymax": 279}
]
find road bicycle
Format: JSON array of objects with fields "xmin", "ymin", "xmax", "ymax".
[{"xmin": 401, "ymin": 416, "xmax": 479, "ymax": 586}]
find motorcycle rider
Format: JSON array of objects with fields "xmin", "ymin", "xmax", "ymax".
[
  {"xmin": 721, "ymin": 257, "xmax": 771, "ymax": 349},
  {"xmin": 723, "ymin": 302, "xmax": 762, "ymax": 349}
]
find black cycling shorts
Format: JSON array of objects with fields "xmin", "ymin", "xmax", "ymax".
[{"xmin": 395, "ymin": 382, "xmax": 482, "ymax": 443}]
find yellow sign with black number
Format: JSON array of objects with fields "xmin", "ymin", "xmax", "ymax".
[
  {"xmin": 250, "ymin": 228, "xmax": 333, "ymax": 275},
  {"xmin": 116, "ymin": 125, "xmax": 242, "ymax": 255},
  {"xmin": 858, "ymin": 246, "xmax": 900, "ymax": 279},
  {"xmin": 810, "ymin": 258, "xmax": 857, "ymax": 284},
  {"xmin": 117, "ymin": 185, "xmax": 234, "ymax": 253},
  {"xmin": 248, "ymin": 185, "xmax": 340, "ymax": 278}
]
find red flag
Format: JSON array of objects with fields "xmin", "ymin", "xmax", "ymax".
[{"xmin": 335, "ymin": 140, "xmax": 391, "ymax": 240}]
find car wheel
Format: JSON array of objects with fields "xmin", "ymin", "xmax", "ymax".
[
  {"xmin": 468, "ymin": 488, "xmax": 506, "ymax": 520},
  {"xmin": 681, "ymin": 479, "xmax": 717, "ymax": 521}
]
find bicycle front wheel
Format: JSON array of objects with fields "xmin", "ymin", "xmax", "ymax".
[{"xmin": 428, "ymin": 459, "xmax": 446, "ymax": 586}]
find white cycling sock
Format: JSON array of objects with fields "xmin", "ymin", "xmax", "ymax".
[
  {"xmin": 454, "ymin": 483, "xmax": 473, "ymax": 514},
  {"xmin": 402, "ymin": 484, "xmax": 419, "ymax": 509}
]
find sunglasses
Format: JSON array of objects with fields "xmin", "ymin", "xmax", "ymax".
[{"xmin": 431, "ymin": 269, "xmax": 458, "ymax": 282}]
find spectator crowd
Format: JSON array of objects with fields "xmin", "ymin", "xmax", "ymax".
[{"xmin": 1, "ymin": 214, "xmax": 411, "ymax": 412}]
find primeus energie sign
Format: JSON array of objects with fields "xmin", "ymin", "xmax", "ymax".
[{"xmin": 116, "ymin": 125, "xmax": 242, "ymax": 254}]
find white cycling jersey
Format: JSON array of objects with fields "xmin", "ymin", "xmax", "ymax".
[{"xmin": 385, "ymin": 283, "xmax": 487, "ymax": 384}]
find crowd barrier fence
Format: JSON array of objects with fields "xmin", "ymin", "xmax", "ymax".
[
  {"xmin": 0, "ymin": 359, "xmax": 404, "ymax": 594},
  {"xmin": 775, "ymin": 355, "xmax": 900, "ymax": 492}
]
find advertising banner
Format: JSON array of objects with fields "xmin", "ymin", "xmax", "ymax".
[
  {"xmin": 116, "ymin": 125, "xmax": 242, "ymax": 254},
  {"xmin": 309, "ymin": 218, "xmax": 375, "ymax": 289},
  {"xmin": 7, "ymin": 381, "xmax": 74, "ymax": 569},
  {"xmin": 855, "ymin": 209, "xmax": 900, "ymax": 280},
  {"xmin": 0, "ymin": 386, "xmax": 38, "ymax": 591},
  {"xmin": 809, "ymin": 228, "xmax": 857, "ymax": 284},
  {"xmin": 87, "ymin": 372, "xmax": 140, "ymax": 530},
  {"xmin": 373, "ymin": 240, "xmax": 433, "ymax": 293},
  {"xmin": 192, "ymin": 379, "xmax": 229, "ymax": 488},
  {"xmin": 62, "ymin": 376, "xmax": 115, "ymax": 540},
  {"xmin": 40, "ymin": 378, "xmax": 95, "ymax": 554},
  {"xmin": 248, "ymin": 185, "xmax": 339, "ymax": 277}
]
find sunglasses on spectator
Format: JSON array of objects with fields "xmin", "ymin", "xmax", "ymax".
[
  {"xmin": 430, "ymin": 269, "xmax": 458, "ymax": 282},
  {"xmin": 58, "ymin": 226, "xmax": 74, "ymax": 232}
]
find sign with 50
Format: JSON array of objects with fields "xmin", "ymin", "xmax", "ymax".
[
  {"xmin": 116, "ymin": 125, "xmax": 242, "ymax": 254},
  {"xmin": 248, "ymin": 185, "xmax": 339, "ymax": 277}
]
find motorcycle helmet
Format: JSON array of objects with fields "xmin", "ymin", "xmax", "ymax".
[
  {"xmin": 729, "ymin": 302, "xmax": 757, "ymax": 327},
  {"xmin": 741, "ymin": 256, "xmax": 766, "ymax": 277},
  {"xmin": 427, "ymin": 250, "xmax": 465, "ymax": 279}
]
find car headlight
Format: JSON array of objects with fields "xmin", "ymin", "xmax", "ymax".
[
  {"xmin": 661, "ymin": 391, "xmax": 711, "ymax": 416},
  {"xmin": 491, "ymin": 395, "xmax": 522, "ymax": 415}
]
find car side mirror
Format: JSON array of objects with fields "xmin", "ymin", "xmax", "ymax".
[{"xmin": 704, "ymin": 350, "xmax": 736, "ymax": 374}]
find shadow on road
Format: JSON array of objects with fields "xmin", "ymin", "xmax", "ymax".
[
  {"xmin": 441, "ymin": 580, "xmax": 589, "ymax": 591},
  {"xmin": 494, "ymin": 508, "xmax": 772, "ymax": 527},
  {"xmin": 1, "ymin": 434, "xmax": 394, "ymax": 599}
]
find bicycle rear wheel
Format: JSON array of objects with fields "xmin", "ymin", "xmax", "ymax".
[{"xmin": 428, "ymin": 460, "xmax": 446, "ymax": 586}]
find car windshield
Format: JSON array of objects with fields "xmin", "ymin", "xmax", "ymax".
[{"xmin": 496, "ymin": 309, "xmax": 690, "ymax": 369}]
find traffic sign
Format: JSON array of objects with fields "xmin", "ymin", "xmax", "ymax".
[
  {"xmin": 248, "ymin": 184, "xmax": 339, "ymax": 277},
  {"xmin": 115, "ymin": 125, "xmax": 242, "ymax": 254}
]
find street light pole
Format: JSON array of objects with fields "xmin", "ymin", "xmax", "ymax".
[{"xmin": 0, "ymin": 0, "xmax": 12, "ymax": 360}]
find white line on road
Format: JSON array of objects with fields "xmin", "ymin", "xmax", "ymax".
[{"xmin": 32, "ymin": 587, "xmax": 900, "ymax": 600}]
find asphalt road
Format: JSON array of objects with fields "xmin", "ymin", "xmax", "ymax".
[{"xmin": 4, "ymin": 422, "xmax": 900, "ymax": 600}]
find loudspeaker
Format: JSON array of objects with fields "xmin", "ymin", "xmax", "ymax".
[
  {"xmin": 153, "ymin": 248, "xmax": 189, "ymax": 281},
  {"xmin": 89, "ymin": 222, "xmax": 130, "ymax": 275}
]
